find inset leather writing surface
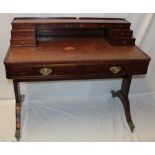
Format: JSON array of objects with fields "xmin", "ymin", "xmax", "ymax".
[{"xmin": 6, "ymin": 37, "xmax": 150, "ymax": 64}]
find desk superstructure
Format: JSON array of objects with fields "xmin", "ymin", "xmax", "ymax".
[{"xmin": 4, "ymin": 17, "xmax": 151, "ymax": 140}]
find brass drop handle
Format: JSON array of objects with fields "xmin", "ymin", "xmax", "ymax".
[
  {"xmin": 39, "ymin": 68, "xmax": 53, "ymax": 76},
  {"xmin": 109, "ymin": 66, "xmax": 122, "ymax": 74}
]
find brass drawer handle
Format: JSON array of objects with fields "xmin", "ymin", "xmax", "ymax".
[
  {"xmin": 109, "ymin": 66, "xmax": 122, "ymax": 74},
  {"xmin": 39, "ymin": 68, "xmax": 53, "ymax": 76}
]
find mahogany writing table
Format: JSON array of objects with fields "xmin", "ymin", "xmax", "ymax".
[{"xmin": 4, "ymin": 17, "xmax": 151, "ymax": 141}]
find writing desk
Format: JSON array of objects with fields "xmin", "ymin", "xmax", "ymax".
[{"xmin": 4, "ymin": 18, "xmax": 150, "ymax": 140}]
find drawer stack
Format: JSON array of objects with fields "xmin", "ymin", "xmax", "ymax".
[
  {"xmin": 11, "ymin": 23, "xmax": 36, "ymax": 46},
  {"xmin": 106, "ymin": 24, "xmax": 135, "ymax": 46}
]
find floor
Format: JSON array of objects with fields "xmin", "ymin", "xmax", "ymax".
[{"xmin": 0, "ymin": 93, "xmax": 155, "ymax": 142}]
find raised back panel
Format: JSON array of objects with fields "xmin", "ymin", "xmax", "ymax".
[{"xmin": 10, "ymin": 17, "xmax": 135, "ymax": 46}]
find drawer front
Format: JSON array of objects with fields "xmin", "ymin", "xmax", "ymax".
[
  {"xmin": 12, "ymin": 23, "xmax": 35, "ymax": 29},
  {"xmin": 108, "ymin": 38, "xmax": 135, "ymax": 46},
  {"xmin": 11, "ymin": 30, "xmax": 36, "ymax": 37},
  {"xmin": 11, "ymin": 39, "xmax": 36, "ymax": 46},
  {"xmin": 37, "ymin": 23, "xmax": 77, "ymax": 29},
  {"xmin": 77, "ymin": 23, "xmax": 104, "ymax": 28},
  {"xmin": 112, "ymin": 23, "xmax": 131, "ymax": 29},
  {"xmin": 11, "ymin": 36, "xmax": 35, "ymax": 40},
  {"xmin": 108, "ymin": 30, "xmax": 133, "ymax": 38},
  {"xmin": 7, "ymin": 63, "xmax": 148, "ymax": 79},
  {"xmin": 37, "ymin": 28, "xmax": 105, "ymax": 36},
  {"xmin": 37, "ymin": 23, "xmax": 104, "ymax": 29}
]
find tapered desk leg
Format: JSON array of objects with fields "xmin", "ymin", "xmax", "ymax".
[
  {"xmin": 13, "ymin": 80, "xmax": 23, "ymax": 141},
  {"xmin": 111, "ymin": 75, "xmax": 135, "ymax": 132}
]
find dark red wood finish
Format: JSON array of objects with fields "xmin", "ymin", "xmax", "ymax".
[
  {"xmin": 4, "ymin": 17, "xmax": 151, "ymax": 141},
  {"xmin": 10, "ymin": 18, "xmax": 134, "ymax": 46}
]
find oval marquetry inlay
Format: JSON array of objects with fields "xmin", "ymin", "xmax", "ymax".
[{"xmin": 64, "ymin": 46, "xmax": 75, "ymax": 51}]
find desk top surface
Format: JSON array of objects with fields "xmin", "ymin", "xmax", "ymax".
[{"xmin": 5, "ymin": 37, "xmax": 150, "ymax": 64}]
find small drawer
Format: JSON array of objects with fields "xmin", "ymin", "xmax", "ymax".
[
  {"xmin": 11, "ymin": 36, "xmax": 35, "ymax": 40},
  {"xmin": 107, "ymin": 30, "xmax": 133, "ymax": 38},
  {"xmin": 37, "ymin": 23, "xmax": 79, "ymax": 29},
  {"xmin": 11, "ymin": 39, "xmax": 36, "ymax": 46},
  {"xmin": 12, "ymin": 23, "xmax": 35, "ymax": 29},
  {"xmin": 37, "ymin": 23, "xmax": 104, "ymax": 29},
  {"xmin": 108, "ymin": 38, "xmax": 135, "ymax": 46},
  {"xmin": 11, "ymin": 30, "xmax": 36, "ymax": 37},
  {"xmin": 37, "ymin": 27, "xmax": 105, "ymax": 36},
  {"xmin": 113, "ymin": 23, "xmax": 131, "ymax": 29}
]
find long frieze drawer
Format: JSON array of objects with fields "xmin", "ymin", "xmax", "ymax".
[
  {"xmin": 108, "ymin": 38, "xmax": 135, "ymax": 46},
  {"xmin": 11, "ymin": 30, "xmax": 36, "ymax": 37},
  {"xmin": 107, "ymin": 30, "xmax": 133, "ymax": 38},
  {"xmin": 5, "ymin": 63, "xmax": 149, "ymax": 79},
  {"xmin": 11, "ymin": 39, "xmax": 36, "ymax": 46},
  {"xmin": 12, "ymin": 23, "xmax": 35, "ymax": 29}
]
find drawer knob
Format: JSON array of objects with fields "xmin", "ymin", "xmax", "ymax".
[
  {"xmin": 109, "ymin": 66, "xmax": 122, "ymax": 74},
  {"xmin": 123, "ymin": 40, "xmax": 127, "ymax": 44},
  {"xmin": 65, "ymin": 25, "xmax": 69, "ymax": 28},
  {"xmin": 120, "ymin": 32, "xmax": 124, "ymax": 36},
  {"xmin": 39, "ymin": 68, "xmax": 53, "ymax": 76},
  {"xmin": 119, "ymin": 25, "xmax": 122, "ymax": 28}
]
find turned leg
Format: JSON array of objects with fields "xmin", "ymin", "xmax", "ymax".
[
  {"xmin": 13, "ymin": 80, "xmax": 22, "ymax": 141},
  {"xmin": 111, "ymin": 75, "xmax": 135, "ymax": 132}
]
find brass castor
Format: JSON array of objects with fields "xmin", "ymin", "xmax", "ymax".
[
  {"xmin": 15, "ymin": 129, "xmax": 20, "ymax": 141},
  {"xmin": 128, "ymin": 121, "xmax": 135, "ymax": 133}
]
